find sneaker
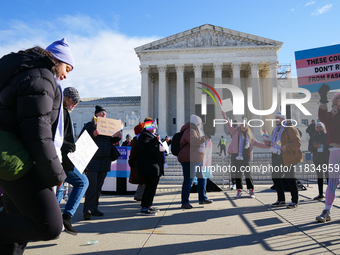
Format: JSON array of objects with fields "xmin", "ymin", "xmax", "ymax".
[
  {"xmin": 313, "ymin": 195, "xmax": 324, "ymax": 200},
  {"xmin": 199, "ymin": 199, "xmax": 213, "ymax": 205},
  {"xmin": 236, "ymin": 189, "xmax": 242, "ymax": 198},
  {"xmin": 231, "ymin": 184, "xmax": 235, "ymax": 190},
  {"xmin": 140, "ymin": 209, "xmax": 157, "ymax": 216},
  {"xmin": 249, "ymin": 190, "xmax": 255, "ymax": 198},
  {"xmin": 316, "ymin": 209, "xmax": 331, "ymax": 222},
  {"xmin": 149, "ymin": 207, "xmax": 160, "ymax": 212},
  {"xmin": 271, "ymin": 201, "xmax": 286, "ymax": 207},
  {"xmin": 287, "ymin": 202, "xmax": 298, "ymax": 209},
  {"xmin": 181, "ymin": 203, "xmax": 193, "ymax": 209}
]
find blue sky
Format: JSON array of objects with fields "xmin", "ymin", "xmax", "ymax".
[{"xmin": 0, "ymin": 0, "xmax": 338, "ymax": 98}]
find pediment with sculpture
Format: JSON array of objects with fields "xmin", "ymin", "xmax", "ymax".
[{"xmin": 138, "ymin": 25, "xmax": 282, "ymax": 51}]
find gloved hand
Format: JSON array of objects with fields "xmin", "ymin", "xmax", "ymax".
[
  {"xmin": 61, "ymin": 142, "xmax": 76, "ymax": 152},
  {"xmin": 318, "ymin": 84, "xmax": 330, "ymax": 103}
]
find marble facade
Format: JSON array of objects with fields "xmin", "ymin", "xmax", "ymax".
[{"xmin": 135, "ymin": 24, "xmax": 284, "ymax": 137}]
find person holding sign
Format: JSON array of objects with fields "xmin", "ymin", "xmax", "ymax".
[
  {"xmin": 80, "ymin": 105, "xmax": 121, "ymax": 220},
  {"xmin": 316, "ymin": 84, "xmax": 340, "ymax": 222},
  {"xmin": 56, "ymin": 87, "xmax": 89, "ymax": 235},
  {"xmin": 0, "ymin": 39, "xmax": 74, "ymax": 253}
]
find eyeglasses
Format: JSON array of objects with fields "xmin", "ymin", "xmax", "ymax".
[{"xmin": 70, "ymin": 98, "xmax": 78, "ymax": 106}]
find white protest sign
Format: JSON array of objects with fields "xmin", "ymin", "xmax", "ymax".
[{"xmin": 67, "ymin": 130, "xmax": 98, "ymax": 173}]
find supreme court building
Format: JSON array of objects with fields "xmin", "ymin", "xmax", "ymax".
[{"xmin": 135, "ymin": 24, "xmax": 284, "ymax": 137}]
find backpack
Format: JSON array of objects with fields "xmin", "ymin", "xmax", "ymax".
[{"xmin": 171, "ymin": 131, "xmax": 185, "ymax": 156}]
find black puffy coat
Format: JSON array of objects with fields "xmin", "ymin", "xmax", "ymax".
[
  {"xmin": 0, "ymin": 49, "xmax": 66, "ymax": 186},
  {"xmin": 137, "ymin": 129, "xmax": 164, "ymax": 176},
  {"xmin": 80, "ymin": 119, "xmax": 120, "ymax": 172},
  {"xmin": 308, "ymin": 131, "xmax": 330, "ymax": 162},
  {"xmin": 61, "ymin": 108, "xmax": 75, "ymax": 172}
]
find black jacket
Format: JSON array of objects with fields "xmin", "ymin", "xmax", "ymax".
[
  {"xmin": 0, "ymin": 49, "xmax": 66, "ymax": 186},
  {"xmin": 61, "ymin": 108, "xmax": 75, "ymax": 172},
  {"xmin": 308, "ymin": 131, "xmax": 330, "ymax": 162},
  {"xmin": 80, "ymin": 118, "xmax": 120, "ymax": 172},
  {"xmin": 137, "ymin": 129, "xmax": 164, "ymax": 176}
]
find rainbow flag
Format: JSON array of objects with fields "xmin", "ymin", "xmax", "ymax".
[
  {"xmin": 145, "ymin": 120, "xmax": 157, "ymax": 130},
  {"xmin": 260, "ymin": 129, "xmax": 270, "ymax": 141}
]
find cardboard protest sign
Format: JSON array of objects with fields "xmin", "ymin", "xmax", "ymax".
[
  {"xmin": 97, "ymin": 117, "xmax": 123, "ymax": 136},
  {"xmin": 295, "ymin": 44, "xmax": 340, "ymax": 93},
  {"xmin": 67, "ymin": 130, "xmax": 98, "ymax": 173}
]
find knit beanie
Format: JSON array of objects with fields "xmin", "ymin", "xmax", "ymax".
[
  {"xmin": 275, "ymin": 111, "xmax": 286, "ymax": 119},
  {"xmin": 46, "ymin": 38, "xmax": 75, "ymax": 70},
  {"xmin": 95, "ymin": 105, "xmax": 106, "ymax": 115},
  {"xmin": 315, "ymin": 122, "xmax": 326, "ymax": 132},
  {"xmin": 63, "ymin": 87, "xmax": 81, "ymax": 102},
  {"xmin": 332, "ymin": 92, "xmax": 340, "ymax": 107}
]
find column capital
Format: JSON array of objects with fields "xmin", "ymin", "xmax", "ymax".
[
  {"xmin": 268, "ymin": 61, "xmax": 278, "ymax": 70},
  {"xmin": 157, "ymin": 64, "xmax": 167, "ymax": 73},
  {"xmin": 250, "ymin": 61, "xmax": 261, "ymax": 70},
  {"xmin": 139, "ymin": 65, "xmax": 149, "ymax": 74},
  {"xmin": 213, "ymin": 63, "xmax": 224, "ymax": 72},
  {"xmin": 193, "ymin": 63, "xmax": 203, "ymax": 72},
  {"xmin": 260, "ymin": 66, "xmax": 270, "ymax": 78},
  {"xmin": 231, "ymin": 62, "xmax": 242, "ymax": 71},
  {"xmin": 175, "ymin": 64, "xmax": 185, "ymax": 72}
]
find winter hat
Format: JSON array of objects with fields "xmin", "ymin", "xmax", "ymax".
[
  {"xmin": 95, "ymin": 105, "xmax": 106, "ymax": 115},
  {"xmin": 331, "ymin": 92, "xmax": 340, "ymax": 107},
  {"xmin": 46, "ymin": 38, "xmax": 75, "ymax": 70},
  {"xmin": 275, "ymin": 111, "xmax": 286, "ymax": 119},
  {"xmin": 190, "ymin": 114, "xmax": 203, "ymax": 126},
  {"xmin": 126, "ymin": 134, "xmax": 132, "ymax": 140},
  {"xmin": 63, "ymin": 87, "xmax": 81, "ymax": 103},
  {"xmin": 134, "ymin": 122, "xmax": 144, "ymax": 135},
  {"xmin": 315, "ymin": 122, "xmax": 326, "ymax": 132}
]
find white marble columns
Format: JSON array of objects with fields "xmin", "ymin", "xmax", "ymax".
[
  {"xmin": 194, "ymin": 63, "xmax": 203, "ymax": 106},
  {"xmin": 213, "ymin": 63, "xmax": 224, "ymax": 134},
  {"xmin": 175, "ymin": 64, "xmax": 185, "ymax": 131},
  {"xmin": 140, "ymin": 65, "xmax": 149, "ymax": 120},
  {"xmin": 250, "ymin": 61, "xmax": 261, "ymax": 120},
  {"xmin": 157, "ymin": 64, "xmax": 167, "ymax": 137}
]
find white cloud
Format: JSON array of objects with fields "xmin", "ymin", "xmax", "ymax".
[
  {"xmin": 305, "ymin": 1, "xmax": 315, "ymax": 6},
  {"xmin": 291, "ymin": 8, "xmax": 295, "ymax": 11},
  {"xmin": 0, "ymin": 15, "xmax": 159, "ymax": 98},
  {"xmin": 311, "ymin": 4, "xmax": 332, "ymax": 15}
]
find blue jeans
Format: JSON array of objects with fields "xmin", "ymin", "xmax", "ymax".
[
  {"xmin": 181, "ymin": 162, "xmax": 208, "ymax": 204},
  {"xmin": 56, "ymin": 167, "xmax": 89, "ymax": 217}
]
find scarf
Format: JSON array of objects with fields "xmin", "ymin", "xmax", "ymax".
[
  {"xmin": 236, "ymin": 131, "xmax": 249, "ymax": 160},
  {"xmin": 53, "ymin": 82, "xmax": 64, "ymax": 162},
  {"xmin": 270, "ymin": 126, "xmax": 285, "ymax": 155}
]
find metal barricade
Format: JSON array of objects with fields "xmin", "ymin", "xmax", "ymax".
[{"xmin": 161, "ymin": 151, "xmax": 320, "ymax": 187}]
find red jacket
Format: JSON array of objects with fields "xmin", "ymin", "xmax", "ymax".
[
  {"xmin": 319, "ymin": 107, "xmax": 340, "ymax": 145},
  {"xmin": 177, "ymin": 122, "xmax": 210, "ymax": 163}
]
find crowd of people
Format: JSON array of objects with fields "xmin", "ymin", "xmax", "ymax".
[{"xmin": 0, "ymin": 39, "xmax": 339, "ymax": 255}]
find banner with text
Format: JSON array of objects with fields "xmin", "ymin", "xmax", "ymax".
[{"xmin": 295, "ymin": 44, "xmax": 340, "ymax": 93}]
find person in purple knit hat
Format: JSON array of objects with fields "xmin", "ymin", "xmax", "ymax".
[{"xmin": 0, "ymin": 38, "xmax": 74, "ymax": 254}]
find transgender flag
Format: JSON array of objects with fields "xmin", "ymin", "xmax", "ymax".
[{"xmin": 295, "ymin": 44, "xmax": 340, "ymax": 93}]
